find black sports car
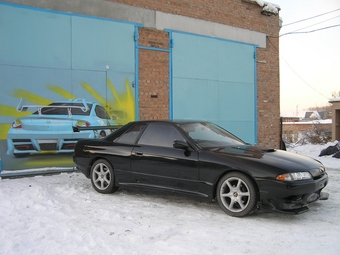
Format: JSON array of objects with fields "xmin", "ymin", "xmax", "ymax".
[{"xmin": 73, "ymin": 120, "xmax": 329, "ymax": 217}]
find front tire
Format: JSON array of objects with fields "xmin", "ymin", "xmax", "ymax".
[
  {"xmin": 216, "ymin": 172, "xmax": 258, "ymax": 217},
  {"xmin": 90, "ymin": 159, "xmax": 118, "ymax": 194}
]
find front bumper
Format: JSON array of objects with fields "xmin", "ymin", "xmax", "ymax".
[{"xmin": 258, "ymin": 173, "xmax": 329, "ymax": 213}]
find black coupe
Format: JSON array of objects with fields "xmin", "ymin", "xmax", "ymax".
[{"xmin": 73, "ymin": 120, "xmax": 329, "ymax": 217}]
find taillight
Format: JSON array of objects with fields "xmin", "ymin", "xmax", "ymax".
[
  {"xmin": 12, "ymin": 119, "xmax": 23, "ymax": 128},
  {"xmin": 76, "ymin": 120, "xmax": 91, "ymax": 127}
]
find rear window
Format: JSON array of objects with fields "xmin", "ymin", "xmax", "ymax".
[
  {"xmin": 114, "ymin": 124, "xmax": 146, "ymax": 144},
  {"xmin": 34, "ymin": 103, "xmax": 93, "ymax": 116}
]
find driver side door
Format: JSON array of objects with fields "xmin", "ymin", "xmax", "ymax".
[{"xmin": 130, "ymin": 123, "xmax": 200, "ymax": 194}]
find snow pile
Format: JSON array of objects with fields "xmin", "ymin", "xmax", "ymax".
[
  {"xmin": 251, "ymin": 0, "xmax": 265, "ymax": 6},
  {"xmin": 250, "ymin": 0, "xmax": 280, "ymax": 15},
  {"xmin": 0, "ymin": 144, "xmax": 339, "ymax": 255},
  {"xmin": 289, "ymin": 142, "xmax": 340, "ymax": 168},
  {"xmin": 262, "ymin": 3, "xmax": 279, "ymax": 14}
]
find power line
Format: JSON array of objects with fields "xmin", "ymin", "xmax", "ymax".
[
  {"xmin": 280, "ymin": 24, "xmax": 340, "ymax": 37},
  {"xmin": 291, "ymin": 14, "xmax": 340, "ymax": 32},
  {"xmin": 283, "ymin": 8, "xmax": 340, "ymax": 26},
  {"xmin": 266, "ymin": 37, "xmax": 330, "ymax": 101}
]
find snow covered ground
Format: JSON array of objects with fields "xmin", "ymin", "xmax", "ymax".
[{"xmin": 0, "ymin": 143, "xmax": 339, "ymax": 255}]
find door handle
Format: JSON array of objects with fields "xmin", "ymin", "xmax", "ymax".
[{"xmin": 135, "ymin": 151, "xmax": 143, "ymax": 156}]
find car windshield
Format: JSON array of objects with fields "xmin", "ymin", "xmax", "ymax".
[{"xmin": 178, "ymin": 122, "xmax": 245, "ymax": 148}]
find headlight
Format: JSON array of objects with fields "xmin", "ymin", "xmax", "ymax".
[{"xmin": 276, "ymin": 172, "xmax": 312, "ymax": 181}]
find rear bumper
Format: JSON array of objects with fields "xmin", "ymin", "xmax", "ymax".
[
  {"xmin": 258, "ymin": 173, "xmax": 328, "ymax": 213},
  {"xmin": 7, "ymin": 130, "xmax": 94, "ymax": 156},
  {"xmin": 73, "ymin": 155, "xmax": 91, "ymax": 178}
]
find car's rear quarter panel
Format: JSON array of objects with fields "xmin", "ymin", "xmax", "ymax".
[{"xmin": 74, "ymin": 139, "xmax": 135, "ymax": 180}]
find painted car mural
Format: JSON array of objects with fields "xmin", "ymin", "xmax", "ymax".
[
  {"xmin": 0, "ymin": 4, "xmax": 137, "ymax": 171},
  {"xmin": 7, "ymin": 98, "xmax": 115, "ymax": 158}
]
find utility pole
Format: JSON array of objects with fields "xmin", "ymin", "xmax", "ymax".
[{"xmin": 296, "ymin": 105, "xmax": 299, "ymax": 117}]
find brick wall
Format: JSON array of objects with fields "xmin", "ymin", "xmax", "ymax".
[
  {"xmin": 283, "ymin": 123, "xmax": 332, "ymax": 132},
  {"xmin": 257, "ymin": 36, "xmax": 280, "ymax": 148},
  {"xmin": 109, "ymin": 0, "xmax": 277, "ymax": 32},
  {"xmin": 138, "ymin": 28, "xmax": 169, "ymax": 120},
  {"xmin": 282, "ymin": 123, "xmax": 332, "ymax": 144},
  {"xmin": 110, "ymin": 0, "xmax": 281, "ymax": 148}
]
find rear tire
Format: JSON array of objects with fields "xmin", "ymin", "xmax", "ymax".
[
  {"xmin": 90, "ymin": 159, "xmax": 118, "ymax": 194},
  {"xmin": 216, "ymin": 172, "xmax": 258, "ymax": 217},
  {"xmin": 14, "ymin": 153, "xmax": 30, "ymax": 158}
]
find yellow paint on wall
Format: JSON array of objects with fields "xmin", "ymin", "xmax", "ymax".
[
  {"xmin": 23, "ymin": 156, "xmax": 74, "ymax": 168},
  {"xmin": 0, "ymin": 104, "xmax": 32, "ymax": 118},
  {"xmin": 80, "ymin": 79, "xmax": 136, "ymax": 123},
  {"xmin": 46, "ymin": 84, "xmax": 76, "ymax": 99},
  {"xmin": 107, "ymin": 79, "xmax": 122, "ymax": 106},
  {"xmin": 11, "ymin": 89, "xmax": 53, "ymax": 105},
  {"xmin": 124, "ymin": 78, "xmax": 135, "ymax": 121},
  {"xmin": 80, "ymin": 82, "xmax": 106, "ymax": 106},
  {"xmin": 0, "ymin": 123, "xmax": 11, "ymax": 140},
  {"xmin": 106, "ymin": 78, "xmax": 135, "ymax": 123}
]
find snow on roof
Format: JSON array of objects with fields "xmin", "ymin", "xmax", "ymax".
[
  {"xmin": 250, "ymin": 0, "xmax": 280, "ymax": 15},
  {"xmin": 329, "ymin": 98, "xmax": 340, "ymax": 103},
  {"xmin": 251, "ymin": 0, "xmax": 265, "ymax": 6}
]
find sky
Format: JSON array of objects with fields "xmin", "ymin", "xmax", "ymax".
[
  {"xmin": 272, "ymin": 0, "xmax": 340, "ymax": 116},
  {"xmin": 0, "ymin": 143, "xmax": 339, "ymax": 254}
]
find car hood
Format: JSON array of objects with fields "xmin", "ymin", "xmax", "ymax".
[{"xmin": 210, "ymin": 145, "xmax": 323, "ymax": 172}]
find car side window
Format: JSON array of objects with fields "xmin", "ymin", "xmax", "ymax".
[
  {"xmin": 138, "ymin": 124, "xmax": 185, "ymax": 147},
  {"xmin": 114, "ymin": 124, "xmax": 146, "ymax": 144},
  {"xmin": 95, "ymin": 105, "xmax": 110, "ymax": 119}
]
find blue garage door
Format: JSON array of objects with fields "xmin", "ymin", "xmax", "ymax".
[
  {"xmin": 0, "ymin": 3, "xmax": 136, "ymax": 131},
  {"xmin": 0, "ymin": 3, "xmax": 137, "ymax": 170},
  {"xmin": 171, "ymin": 32, "xmax": 257, "ymax": 144}
]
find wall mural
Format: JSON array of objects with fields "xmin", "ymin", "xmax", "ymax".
[
  {"xmin": 0, "ymin": 3, "xmax": 137, "ymax": 173},
  {"xmin": 0, "ymin": 78, "xmax": 135, "ymax": 172}
]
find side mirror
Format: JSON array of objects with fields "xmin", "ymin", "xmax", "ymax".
[{"xmin": 173, "ymin": 140, "xmax": 189, "ymax": 150}]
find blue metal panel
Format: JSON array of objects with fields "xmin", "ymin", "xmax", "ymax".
[
  {"xmin": 0, "ymin": 4, "xmax": 71, "ymax": 68},
  {"xmin": 172, "ymin": 33, "xmax": 218, "ymax": 80},
  {"xmin": 72, "ymin": 16, "xmax": 135, "ymax": 73},
  {"xmin": 217, "ymin": 81, "xmax": 255, "ymax": 120},
  {"xmin": 173, "ymin": 78, "xmax": 219, "ymax": 121},
  {"xmin": 217, "ymin": 42, "xmax": 255, "ymax": 83},
  {"xmin": 170, "ymin": 31, "xmax": 257, "ymax": 144}
]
